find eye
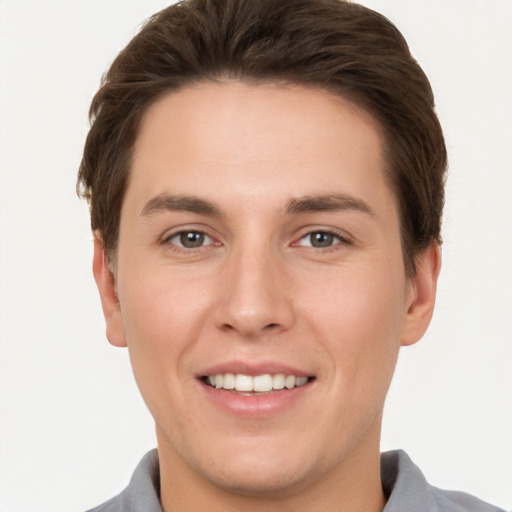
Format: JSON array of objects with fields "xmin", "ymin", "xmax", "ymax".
[
  {"xmin": 297, "ymin": 231, "xmax": 345, "ymax": 249},
  {"xmin": 167, "ymin": 230, "xmax": 214, "ymax": 249}
]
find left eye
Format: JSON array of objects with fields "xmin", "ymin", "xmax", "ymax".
[
  {"xmin": 298, "ymin": 231, "xmax": 343, "ymax": 248},
  {"xmin": 167, "ymin": 231, "xmax": 213, "ymax": 249}
]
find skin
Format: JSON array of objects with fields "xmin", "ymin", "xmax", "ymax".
[{"xmin": 93, "ymin": 81, "xmax": 440, "ymax": 512}]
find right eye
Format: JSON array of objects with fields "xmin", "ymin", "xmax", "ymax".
[{"xmin": 166, "ymin": 230, "xmax": 214, "ymax": 249}]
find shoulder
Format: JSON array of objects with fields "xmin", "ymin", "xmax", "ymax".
[
  {"xmin": 433, "ymin": 488, "xmax": 506, "ymax": 512},
  {"xmin": 381, "ymin": 450, "xmax": 505, "ymax": 512},
  {"xmin": 85, "ymin": 450, "xmax": 161, "ymax": 512},
  {"xmin": 86, "ymin": 495, "xmax": 122, "ymax": 512}
]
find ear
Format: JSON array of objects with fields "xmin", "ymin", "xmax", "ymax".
[
  {"xmin": 401, "ymin": 244, "xmax": 442, "ymax": 347},
  {"xmin": 92, "ymin": 232, "xmax": 127, "ymax": 347}
]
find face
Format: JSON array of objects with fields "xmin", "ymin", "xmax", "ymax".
[{"xmin": 94, "ymin": 81, "xmax": 439, "ymax": 500}]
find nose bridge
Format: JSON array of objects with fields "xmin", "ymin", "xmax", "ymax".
[{"xmin": 214, "ymin": 238, "xmax": 294, "ymax": 337}]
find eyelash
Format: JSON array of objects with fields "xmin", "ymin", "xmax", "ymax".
[
  {"xmin": 161, "ymin": 227, "xmax": 351, "ymax": 254},
  {"xmin": 162, "ymin": 230, "xmax": 217, "ymax": 251},
  {"xmin": 294, "ymin": 229, "xmax": 351, "ymax": 251}
]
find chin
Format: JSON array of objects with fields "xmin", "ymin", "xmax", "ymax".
[
  {"xmin": 200, "ymin": 457, "xmax": 317, "ymax": 498},
  {"xmin": 177, "ymin": 430, "xmax": 338, "ymax": 500}
]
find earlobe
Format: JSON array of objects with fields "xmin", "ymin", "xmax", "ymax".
[
  {"xmin": 92, "ymin": 232, "xmax": 127, "ymax": 348},
  {"xmin": 401, "ymin": 244, "xmax": 442, "ymax": 347}
]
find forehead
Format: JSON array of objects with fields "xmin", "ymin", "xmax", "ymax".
[{"xmin": 127, "ymin": 80, "xmax": 393, "ymax": 218}]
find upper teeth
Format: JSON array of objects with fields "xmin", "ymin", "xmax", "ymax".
[{"xmin": 207, "ymin": 373, "xmax": 308, "ymax": 392}]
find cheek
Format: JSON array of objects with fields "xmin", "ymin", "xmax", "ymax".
[
  {"xmin": 303, "ymin": 260, "xmax": 406, "ymax": 330},
  {"xmin": 120, "ymin": 268, "xmax": 211, "ymax": 340},
  {"xmin": 117, "ymin": 273, "xmax": 213, "ymax": 431},
  {"xmin": 300, "ymin": 264, "xmax": 407, "ymax": 385},
  {"xmin": 117, "ymin": 270, "xmax": 215, "ymax": 394}
]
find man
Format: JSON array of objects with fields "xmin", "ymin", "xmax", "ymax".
[{"xmin": 77, "ymin": 1, "xmax": 505, "ymax": 510}]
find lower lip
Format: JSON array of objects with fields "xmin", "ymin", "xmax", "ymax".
[{"xmin": 199, "ymin": 381, "xmax": 313, "ymax": 418}]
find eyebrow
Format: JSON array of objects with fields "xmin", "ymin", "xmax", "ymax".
[
  {"xmin": 140, "ymin": 192, "xmax": 375, "ymax": 218},
  {"xmin": 285, "ymin": 194, "xmax": 375, "ymax": 217},
  {"xmin": 141, "ymin": 194, "xmax": 220, "ymax": 217}
]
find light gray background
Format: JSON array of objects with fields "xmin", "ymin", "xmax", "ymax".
[{"xmin": 0, "ymin": 1, "xmax": 511, "ymax": 511}]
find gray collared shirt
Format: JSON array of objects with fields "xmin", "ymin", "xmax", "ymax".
[{"xmin": 87, "ymin": 449, "xmax": 505, "ymax": 511}]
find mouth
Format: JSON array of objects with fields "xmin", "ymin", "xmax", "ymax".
[{"xmin": 201, "ymin": 373, "xmax": 314, "ymax": 395}]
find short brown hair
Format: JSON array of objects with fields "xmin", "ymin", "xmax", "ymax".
[{"xmin": 77, "ymin": 0, "xmax": 447, "ymax": 275}]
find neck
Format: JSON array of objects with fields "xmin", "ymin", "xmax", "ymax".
[{"xmin": 157, "ymin": 424, "xmax": 386, "ymax": 512}]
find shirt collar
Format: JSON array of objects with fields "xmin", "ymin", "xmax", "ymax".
[{"xmin": 382, "ymin": 449, "xmax": 440, "ymax": 511}]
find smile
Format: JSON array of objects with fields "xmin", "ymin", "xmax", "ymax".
[{"xmin": 204, "ymin": 373, "xmax": 311, "ymax": 393}]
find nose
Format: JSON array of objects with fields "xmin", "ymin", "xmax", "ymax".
[{"xmin": 213, "ymin": 245, "xmax": 295, "ymax": 339}]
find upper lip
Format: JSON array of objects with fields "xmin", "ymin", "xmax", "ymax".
[{"xmin": 197, "ymin": 360, "xmax": 314, "ymax": 378}]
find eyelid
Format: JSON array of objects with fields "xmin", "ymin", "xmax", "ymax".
[
  {"xmin": 292, "ymin": 227, "xmax": 353, "ymax": 248},
  {"xmin": 160, "ymin": 225, "xmax": 221, "ymax": 250},
  {"xmin": 168, "ymin": 231, "xmax": 213, "ymax": 247}
]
